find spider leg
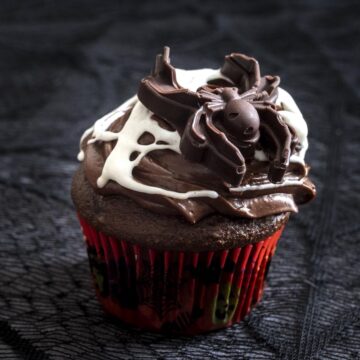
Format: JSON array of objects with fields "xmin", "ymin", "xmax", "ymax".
[
  {"xmin": 238, "ymin": 88, "xmax": 258, "ymax": 101},
  {"xmin": 204, "ymin": 114, "xmax": 246, "ymax": 186},
  {"xmin": 206, "ymin": 102, "xmax": 226, "ymax": 112},
  {"xmin": 180, "ymin": 107, "xmax": 207, "ymax": 162},
  {"xmin": 198, "ymin": 89, "xmax": 223, "ymax": 102},
  {"xmin": 180, "ymin": 109, "xmax": 246, "ymax": 186},
  {"xmin": 205, "ymin": 115, "xmax": 246, "ymax": 165},
  {"xmin": 254, "ymin": 103, "xmax": 292, "ymax": 183},
  {"xmin": 189, "ymin": 107, "xmax": 207, "ymax": 143},
  {"xmin": 257, "ymin": 75, "xmax": 280, "ymax": 102}
]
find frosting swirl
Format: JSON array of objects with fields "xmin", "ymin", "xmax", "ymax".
[{"xmin": 77, "ymin": 47, "xmax": 316, "ymax": 223}]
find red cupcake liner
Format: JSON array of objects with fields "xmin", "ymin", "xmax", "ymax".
[{"xmin": 78, "ymin": 215, "xmax": 283, "ymax": 335}]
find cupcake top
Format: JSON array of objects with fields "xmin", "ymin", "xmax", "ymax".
[{"xmin": 77, "ymin": 47, "xmax": 316, "ymax": 224}]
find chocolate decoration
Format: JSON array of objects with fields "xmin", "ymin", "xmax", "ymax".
[
  {"xmin": 78, "ymin": 48, "xmax": 316, "ymax": 224},
  {"xmin": 138, "ymin": 47, "xmax": 297, "ymax": 186}
]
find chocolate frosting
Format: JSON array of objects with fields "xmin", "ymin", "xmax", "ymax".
[
  {"xmin": 79, "ymin": 47, "xmax": 316, "ymax": 224},
  {"xmin": 72, "ymin": 166, "xmax": 291, "ymax": 251}
]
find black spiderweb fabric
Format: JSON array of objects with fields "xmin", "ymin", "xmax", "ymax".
[{"xmin": 0, "ymin": 1, "xmax": 359, "ymax": 359}]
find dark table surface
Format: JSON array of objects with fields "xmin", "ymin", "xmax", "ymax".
[{"xmin": 1, "ymin": 1, "xmax": 359, "ymax": 359}]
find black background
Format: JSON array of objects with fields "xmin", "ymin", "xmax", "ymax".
[{"xmin": 1, "ymin": 1, "xmax": 360, "ymax": 359}]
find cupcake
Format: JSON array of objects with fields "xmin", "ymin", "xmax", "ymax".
[{"xmin": 72, "ymin": 47, "xmax": 315, "ymax": 334}]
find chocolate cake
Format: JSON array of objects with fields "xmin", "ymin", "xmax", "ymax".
[{"xmin": 71, "ymin": 47, "xmax": 316, "ymax": 333}]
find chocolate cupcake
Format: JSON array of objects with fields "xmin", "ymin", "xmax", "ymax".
[{"xmin": 72, "ymin": 47, "xmax": 315, "ymax": 334}]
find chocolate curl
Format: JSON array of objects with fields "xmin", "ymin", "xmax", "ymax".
[
  {"xmin": 221, "ymin": 53, "xmax": 261, "ymax": 91},
  {"xmin": 138, "ymin": 47, "xmax": 200, "ymax": 132},
  {"xmin": 255, "ymin": 104, "xmax": 292, "ymax": 183},
  {"xmin": 152, "ymin": 46, "xmax": 172, "ymax": 78}
]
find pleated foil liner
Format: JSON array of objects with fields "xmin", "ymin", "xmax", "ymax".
[{"xmin": 78, "ymin": 215, "xmax": 284, "ymax": 335}]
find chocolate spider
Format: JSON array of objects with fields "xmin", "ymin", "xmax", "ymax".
[{"xmin": 138, "ymin": 47, "xmax": 299, "ymax": 187}]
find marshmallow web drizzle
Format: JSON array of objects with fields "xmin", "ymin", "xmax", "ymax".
[
  {"xmin": 78, "ymin": 68, "xmax": 308, "ymax": 199},
  {"xmin": 96, "ymin": 100, "xmax": 218, "ymax": 199}
]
